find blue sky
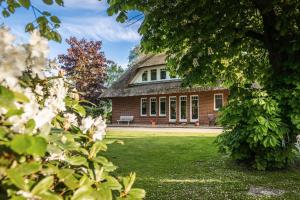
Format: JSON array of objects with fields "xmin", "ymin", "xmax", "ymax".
[{"xmin": 1, "ymin": 0, "xmax": 141, "ymax": 67}]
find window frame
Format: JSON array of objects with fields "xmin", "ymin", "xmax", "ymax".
[
  {"xmin": 140, "ymin": 98, "xmax": 147, "ymax": 116},
  {"xmin": 159, "ymin": 97, "xmax": 167, "ymax": 116},
  {"xmin": 214, "ymin": 93, "xmax": 224, "ymax": 111},
  {"xmin": 179, "ymin": 96, "xmax": 187, "ymax": 122},
  {"xmin": 169, "ymin": 96, "xmax": 177, "ymax": 122},
  {"xmin": 150, "ymin": 69, "xmax": 157, "ymax": 81},
  {"xmin": 190, "ymin": 95, "xmax": 199, "ymax": 122},
  {"xmin": 149, "ymin": 97, "xmax": 157, "ymax": 116}
]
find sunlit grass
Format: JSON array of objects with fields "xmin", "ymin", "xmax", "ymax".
[{"xmin": 104, "ymin": 129, "xmax": 300, "ymax": 200}]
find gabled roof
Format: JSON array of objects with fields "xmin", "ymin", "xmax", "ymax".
[{"xmin": 100, "ymin": 54, "xmax": 226, "ymax": 98}]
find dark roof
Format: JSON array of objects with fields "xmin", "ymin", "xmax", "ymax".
[{"xmin": 101, "ymin": 54, "xmax": 226, "ymax": 98}]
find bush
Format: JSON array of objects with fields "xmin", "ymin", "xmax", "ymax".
[
  {"xmin": 0, "ymin": 28, "xmax": 145, "ymax": 199},
  {"xmin": 216, "ymin": 87, "xmax": 298, "ymax": 170}
]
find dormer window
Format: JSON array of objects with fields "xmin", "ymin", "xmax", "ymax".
[
  {"xmin": 160, "ymin": 69, "xmax": 166, "ymax": 80},
  {"xmin": 151, "ymin": 69, "xmax": 157, "ymax": 81},
  {"xmin": 142, "ymin": 71, "xmax": 148, "ymax": 81}
]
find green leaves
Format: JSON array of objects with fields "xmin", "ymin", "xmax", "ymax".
[
  {"xmin": 31, "ymin": 176, "xmax": 54, "ymax": 195},
  {"xmin": 18, "ymin": 0, "xmax": 31, "ymax": 9},
  {"xmin": 10, "ymin": 135, "xmax": 47, "ymax": 156}
]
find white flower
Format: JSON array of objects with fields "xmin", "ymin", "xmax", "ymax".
[
  {"xmin": 92, "ymin": 116, "xmax": 106, "ymax": 141},
  {"xmin": 34, "ymin": 108, "xmax": 56, "ymax": 129},
  {"xmin": 80, "ymin": 116, "xmax": 95, "ymax": 133},
  {"xmin": 63, "ymin": 113, "xmax": 78, "ymax": 127},
  {"xmin": 46, "ymin": 152, "xmax": 66, "ymax": 161},
  {"xmin": 35, "ymin": 84, "xmax": 44, "ymax": 96}
]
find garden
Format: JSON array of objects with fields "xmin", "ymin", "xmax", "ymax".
[{"xmin": 105, "ymin": 129, "xmax": 300, "ymax": 199}]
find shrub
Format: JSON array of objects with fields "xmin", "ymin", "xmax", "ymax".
[
  {"xmin": 0, "ymin": 28, "xmax": 145, "ymax": 199},
  {"xmin": 216, "ymin": 87, "xmax": 298, "ymax": 170}
]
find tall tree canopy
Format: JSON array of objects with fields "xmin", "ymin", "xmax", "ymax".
[
  {"xmin": 58, "ymin": 37, "xmax": 107, "ymax": 103},
  {"xmin": 106, "ymin": 0, "xmax": 300, "ymax": 170}
]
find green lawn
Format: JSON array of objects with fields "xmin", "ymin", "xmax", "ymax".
[{"xmin": 104, "ymin": 130, "xmax": 300, "ymax": 200}]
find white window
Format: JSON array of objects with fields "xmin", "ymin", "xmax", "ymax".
[
  {"xmin": 150, "ymin": 69, "xmax": 157, "ymax": 81},
  {"xmin": 214, "ymin": 94, "xmax": 223, "ymax": 111},
  {"xmin": 140, "ymin": 98, "xmax": 147, "ymax": 116},
  {"xmin": 190, "ymin": 95, "xmax": 199, "ymax": 122},
  {"xmin": 179, "ymin": 96, "xmax": 187, "ymax": 122},
  {"xmin": 159, "ymin": 97, "xmax": 166, "ymax": 116},
  {"xmin": 160, "ymin": 69, "xmax": 167, "ymax": 80},
  {"xmin": 169, "ymin": 96, "xmax": 177, "ymax": 122},
  {"xmin": 150, "ymin": 97, "xmax": 157, "ymax": 116},
  {"xmin": 142, "ymin": 71, "xmax": 148, "ymax": 82}
]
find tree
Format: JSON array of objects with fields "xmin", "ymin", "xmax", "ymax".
[
  {"xmin": 0, "ymin": 0, "xmax": 63, "ymax": 42},
  {"xmin": 58, "ymin": 37, "xmax": 107, "ymax": 103},
  {"xmin": 128, "ymin": 45, "xmax": 141, "ymax": 66},
  {"xmin": 106, "ymin": 0, "xmax": 300, "ymax": 170},
  {"xmin": 106, "ymin": 61, "xmax": 125, "ymax": 87}
]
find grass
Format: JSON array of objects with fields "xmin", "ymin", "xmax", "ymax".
[{"xmin": 104, "ymin": 129, "xmax": 300, "ymax": 200}]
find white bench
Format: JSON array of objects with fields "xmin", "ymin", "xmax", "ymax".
[{"xmin": 117, "ymin": 116, "xmax": 134, "ymax": 125}]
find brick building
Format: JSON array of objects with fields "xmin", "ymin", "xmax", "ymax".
[{"xmin": 101, "ymin": 54, "xmax": 229, "ymax": 125}]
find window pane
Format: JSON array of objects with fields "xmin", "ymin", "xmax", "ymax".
[
  {"xmin": 180, "ymin": 96, "xmax": 187, "ymax": 120},
  {"xmin": 160, "ymin": 69, "xmax": 166, "ymax": 80},
  {"xmin": 215, "ymin": 94, "xmax": 223, "ymax": 110},
  {"xmin": 142, "ymin": 71, "xmax": 148, "ymax": 81},
  {"xmin": 141, "ymin": 98, "xmax": 147, "ymax": 115},
  {"xmin": 151, "ymin": 69, "xmax": 157, "ymax": 80},
  {"xmin": 191, "ymin": 96, "xmax": 199, "ymax": 120},
  {"xmin": 150, "ymin": 98, "xmax": 157, "ymax": 115},
  {"xmin": 160, "ymin": 98, "xmax": 166, "ymax": 115},
  {"xmin": 170, "ymin": 97, "xmax": 176, "ymax": 120}
]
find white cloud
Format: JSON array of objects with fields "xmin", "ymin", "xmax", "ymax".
[
  {"xmin": 63, "ymin": 0, "xmax": 107, "ymax": 10},
  {"xmin": 60, "ymin": 16, "xmax": 141, "ymax": 42}
]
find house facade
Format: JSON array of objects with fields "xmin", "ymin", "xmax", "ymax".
[{"xmin": 101, "ymin": 54, "xmax": 229, "ymax": 125}]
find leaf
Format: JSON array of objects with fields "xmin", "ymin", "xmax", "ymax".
[
  {"xmin": 10, "ymin": 135, "xmax": 31, "ymax": 154},
  {"xmin": 0, "ymin": 85, "xmax": 15, "ymax": 110},
  {"xmin": 31, "ymin": 176, "xmax": 54, "ymax": 195},
  {"xmin": 10, "ymin": 135, "xmax": 47, "ymax": 156},
  {"xmin": 7, "ymin": 162, "xmax": 40, "ymax": 190},
  {"xmin": 5, "ymin": 108, "xmax": 24, "ymax": 118},
  {"xmin": 43, "ymin": 0, "xmax": 53, "ymax": 5},
  {"xmin": 128, "ymin": 188, "xmax": 146, "ymax": 199},
  {"xmin": 55, "ymin": 0, "xmax": 64, "ymax": 6},
  {"xmin": 50, "ymin": 16, "xmax": 61, "ymax": 23},
  {"xmin": 14, "ymin": 91, "xmax": 30, "ymax": 103},
  {"xmin": 25, "ymin": 119, "xmax": 36, "ymax": 133},
  {"xmin": 123, "ymin": 173, "xmax": 136, "ymax": 194},
  {"xmin": 57, "ymin": 169, "xmax": 79, "ymax": 190},
  {"xmin": 18, "ymin": 0, "xmax": 31, "ymax": 9},
  {"xmin": 66, "ymin": 156, "xmax": 88, "ymax": 166},
  {"xmin": 26, "ymin": 136, "xmax": 47, "ymax": 156},
  {"xmin": 103, "ymin": 176, "xmax": 122, "ymax": 190},
  {"xmin": 71, "ymin": 185, "xmax": 94, "ymax": 200},
  {"xmin": 38, "ymin": 192, "xmax": 63, "ymax": 200},
  {"xmin": 89, "ymin": 142, "xmax": 107, "ymax": 159},
  {"xmin": 95, "ymin": 187, "xmax": 112, "ymax": 200},
  {"xmin": 73, "ymin": 104, "xmax": 86, "ymax": 117}
]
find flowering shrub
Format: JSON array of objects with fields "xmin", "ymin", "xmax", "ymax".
[{"xmin": 0, "ymin": 28, "xmax": 145, "ymax": 199}]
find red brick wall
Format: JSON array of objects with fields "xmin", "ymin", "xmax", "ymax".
[{"xmin": 111, "ymin": 89, "xmax": 229, "ymax": 125}]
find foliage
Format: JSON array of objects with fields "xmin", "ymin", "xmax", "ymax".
[
  {"xmin": 216, "ymin": 86, "xmax": 295, "ymax": 170},
  {"xmin": 0, "ymin": 28, "xmax": 145, "ymax": 200},
  {"xmin": 0, "ymin": 0, "xmax": 63, "ymax": 42},
  {"xmin": 106, "ymin": 61, "xmax": 125, "ymax": 87},
  {"xmin": 105, "ymin": 0, "xmax": 300, "ymax": 170},
  {"xmin": 58, "ymin": 37, "xmax": 108, "ymax": 104},
  {"xmin": 128, "ymin": 45, "xmax": 141, "ymax": 66}
]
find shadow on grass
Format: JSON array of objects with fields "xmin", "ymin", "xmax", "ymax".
[{"xmin": 104, "ymin": 133, "xmax": 300, "ymax": 200}]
